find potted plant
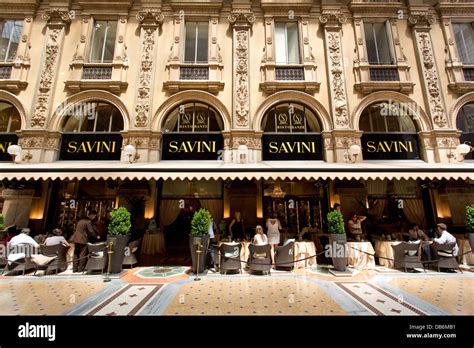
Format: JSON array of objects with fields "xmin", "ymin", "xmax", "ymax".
[
  {"xmin": 465, "ymin": 204, "xmax": 474, "ymax": 251},
  {"xmin": 327, "ymin": 210, "xmax": 347, "ymax": 272},
  {"xmin": 107, "ymin": 206, "xmax": 132, "ymax": 274},
  {"xmin": 189, "ymin": 208, "xmax": 211, "ymax": 274},
  {"xmin": 0, "ymin": 214, "xmax": 5, "ymax": 241}
]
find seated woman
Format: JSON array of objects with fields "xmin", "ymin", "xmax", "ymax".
[
  {"xmin": 44, "ymin": 228, "xmax": 70, "ymax": 247},
  {"xmin": 348, "ymin": 212, "xmax": 367, "ymax": 241},
  {"xmin": 252, "ymin": 225, "xmax": 268, "ymax": 245}
]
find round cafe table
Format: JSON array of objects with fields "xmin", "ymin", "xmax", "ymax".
[
  {"xmin": 456, "ymin": 237, "xmax": 474, "ymax": 266},
  {"xmin": 346, "ymin": 242, "xmax": 376, "ymax": 270},
  {"xmin": 141, "ymin": 233, "xmax": 166, "ymax": 255},
  {"xmin": 374, "ymin": 240, "xmax": 401, "ymax": 268}
]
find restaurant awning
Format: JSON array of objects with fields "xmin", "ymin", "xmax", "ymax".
[{"xmin": 0, "ymin": 160, "xmax": 473, "ymax": 181}]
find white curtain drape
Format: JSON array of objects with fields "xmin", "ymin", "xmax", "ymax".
[
  {"xmin": 403, "ymin": 199, "xmax": 427, "ymax": 227},
  {"xmin": 367, "ymin": 179, "xmax": 388, "ymax": 196},
  {"xmin": 369, "ymin": 199, "xmax": 387, "ymax": 220},
  {"xmin": 160, "ymin": 200, "xmax": 181, "ymax": 227},
  {"xmin": 200, "ymin": 199, "xmax": 223, "ymax": 223}
]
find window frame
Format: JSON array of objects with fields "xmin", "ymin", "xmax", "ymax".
[
  {"xmin": 88, "ymin": 20, "xmax": 117, "ymax": 64},
  {"xmin": 0, "ymin": 19, "xmax": 23, "ymax": 63},
  {"xmin": 273, "ymin": 21, "xmax": 302, "ymax": 65},
  {"xmin": 163, "ymin": 102, "xmax": 223, "ymax": 134},
  {"xmin": 360, "ymin": 102, "xmax": 418, "ymax": 134},
  {"xmin": 453, "ymin": 22, "xmax": 474, "ymax": 65},
  {"xmin": 0, "ymin": 102, "xmax": 21, "ymax": 132},
  {"xmin": 61, "ymin": 102, "xmax": 123, "ymax": 133},
  {"xmin": 363, "ymin": 20, "xmax": 396, "ymax": 66},
  {"xmin": 262, "ymin": 103, "xmax": 321, "ymax": 134},
  {"xmin": 183, "ymin": 21, "xmax": 209, "ymax": 64}
]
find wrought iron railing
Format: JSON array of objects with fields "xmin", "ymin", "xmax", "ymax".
[
  {"xmin": 0, "ymin": 65, "xmax": 12, "ymax": 79},
  {"xmin": 179, "ymin": 66, "xmax": 209, "ymax": 80},
  {"xmin": 463, "ymin": 68, "xmax": 474, "ymax": 82},
  {"xmin": 82, "ymin": 66, "xmax": 113, "ymax": 80},
  {"xmin": 275, "ymin": 67, "xmax": 305, "ymax": 81},
  {"xmin": 369, "ymin": 67, "xmax": 399, "ymax": 81}
]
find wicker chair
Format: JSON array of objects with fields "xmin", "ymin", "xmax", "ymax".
[
  {"xmin": 4, "ymin": 243, "xmax": 38, "ymax": 275},
  {"xmin": 275, "ymin": 241, "xmax": 295, "ymax": 270},
  {"xmin": 37, "ymin": 244, "xmax": 70, "ymax": 275},
  {"xmin": 431, "ymin": 242, "xmax": 461, "ymax": 273},
  {"xmin": 391, "ymin": 242, "xmax": 425, "ymax": 272},
  {"xmin": 122, "ymin": 238, "xmax": 142, "ymax": 269},
  {"xmin": 218, "ymin": 243, "xmax": 242, "ymax": 275},
  {"xmin": 248, "ymin": 244, "xmax": 272, "ymax": 275},
  {"xmin": 84, "ymin": 242, "xmax": 108, "ymax": 274}
]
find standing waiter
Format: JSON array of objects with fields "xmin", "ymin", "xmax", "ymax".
[{"xmin": 71, "ymin": 210, "xmax": 99, "ymax": 272}]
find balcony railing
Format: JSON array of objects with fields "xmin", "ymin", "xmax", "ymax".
[
  {"xmin": 179, "ymin": 66, "xmax": 209, "ymax": 80},
  {"xmin": 0, "ymin": 65, "xmax": 12, "ymax": 79},
  {"xmin": 275, "ymin": 67, "xmax": 305, "ymax": 81},
  {"xmin": 463, "ymin": 68, "xmax": 474, "ymax": 82},
  {"xmin": 369, "ymin": 67, "xmax": 399, "ymax": 81},
  {"xmin": 82, "ymin": 66, "xmax": 113, "ymax": 80}
]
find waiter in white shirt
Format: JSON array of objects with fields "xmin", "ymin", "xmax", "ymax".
[
  {"xmin": 434, "ymin": 223, "xmax": 459, "ymax": 256},
  {"xmin": 8, "ymin": 228, "xmax": 39, "ymax": 248}
]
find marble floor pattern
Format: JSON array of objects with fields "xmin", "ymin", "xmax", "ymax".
[{"xmin": 0, "ymin": 267, "xmax": 472, "ymax": 316}]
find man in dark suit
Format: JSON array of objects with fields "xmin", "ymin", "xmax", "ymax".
[{"xmin": 71, "ymin": 211, "xmax": 99, "ymax": 272}]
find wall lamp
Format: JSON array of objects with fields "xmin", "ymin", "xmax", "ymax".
[
  {"xmin": 447, "ymin": 142, "xmax": 472, "ymax": 162},
  {"xmin": 344, "ymin": 144, "xmax": 362, "ymax": 163},
  {"xmin": 7, "ymin": 145, "xmax": 32, "ymax": 163},
  {"xmin": 124, "ymin": 144, "xmax": 140, "ymax": 163}
]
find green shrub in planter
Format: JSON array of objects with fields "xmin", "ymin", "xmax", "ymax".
[
  {"xmin": 108, "ymin": 207, "xmax": 131, "ymax": 236},
  {"xmin": 0, "ymin": 214, "xmax": 4, "ymax": 230},
  {"xmin": 466, "ymin": 204, "xmax": 474, "ymax": 233},
  {"xmin": 191, "ymin": 208, "xmax": 211, "ymax": 236},
  {"xmin": 327, "ymin": 210, "xmax": 345, "ymax": 234}
]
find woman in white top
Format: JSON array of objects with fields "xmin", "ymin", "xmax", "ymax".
[
  {"xmin": 266, "ymin": 213, "xmax": 282, "ymax": 268},
  {"xmin": 253, "ymin": 225, "xmax": 268, "ymax": 245}
]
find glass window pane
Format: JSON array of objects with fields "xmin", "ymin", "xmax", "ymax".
[
  {"xmin": 291, "ymin": 104, "xmax": 306, "ymax": 133},
  {"xmin": 95, "ymin": 109, "xmax": 111, "ymax": 132},
  {"xmin": 399, "ymin": 115, "xmax": 417, "ymax": 133},
  {"xmin": 62, "ymin": 116, "xmax": 84, "ymax": 132},
  {"xmin": 102, "ymin": 21, "xmax": 116, "ymax": 63},
  {"xmin": 184, "ymin": 22, "xmax": 197, "ymax": 63},
  {"xmin": 364, "ymin": 22, "xmax": 378, "ymax": 64},
  {"xmin": 0, "ymin": 20, "xmax": 23, "ymax": 62},
  {"xmin": 374, "ymin": 22, "xmax": 393, "ymax": 64},
  {"xmin": 454, "ymin": 23, "xmax": 474, "ymax": 64},
  {"xmin": 110, "ymin": 107, "xmax": 123, "ymax": 131},
  {"xmin": 196, "ymin": 22, "xmax": 208, "ymax": 63},
  {"xmin": 193, "ymin": 105, "xmax": 209, "ymax": 132},
  {"xmin": 386, "ymin": 115, "xmax": 400, "ymax": 132},
  {"xmin": 359, "ymin": 113, "xmax": 372, "ymax": 132},
  {"xmin": 275, "ymin": 22, "xmax": 287, "ymax": 64},
  {"xmin": 90, "ymin": 21, "xmax": 107, "ymax": 62},
  {"xmin": 458, "ymin": 102, "xmax": 474, "ymax": 133},
  {"xmin": 286, "ymin": 22, "xmax": 300, "ymax": 64}
]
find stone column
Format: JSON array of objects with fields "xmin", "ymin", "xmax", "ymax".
[
  {"xmin": 409, "ymin": 8, "xmax": 460, "ymax": 163},
  {"xmin": 1, "ymin": 189, "xmax": 35, "ymax": 229},
  {"xmin": 320, "ymin": 8, "xmax": 360, "ymax": 163}
]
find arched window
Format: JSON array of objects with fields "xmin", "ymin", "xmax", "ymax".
[
  {"xmin": 0, "ymin": 101, "xmax": 21, "ymax": 161},
  {"xmin": 161, "ymin": 102, "xmax": 224, "ymax": 160},
  {"xmin": 59, "ymin": 102, "xmax": 124, "ymax": 161},
  {"xmin": 261, "ymin": 103, "xmax": 323, "ymax": 160},
  {"xmin": 61, "ymin": 102, "xmax": 123, "ymax": 133},
  {"xmin": 163, "ymin": 102, "xmax": 223, "ymax": 133},
  {"xmin": 360, "ymin": 101, "xmax": 420, "ymax": 160},
  {"xmin": 456, "ymin": 102, "xmax": 474, "ymax": 160}
]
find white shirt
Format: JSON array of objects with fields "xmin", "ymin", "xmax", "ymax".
[
  {"xmin": 208, "ymin": 221, "xmax": 215, "ymax": 239},
  {"xmin": 253, "ymin": 234, "xmax": 268, "ymax": 245},
  {"xmin": 44, "ymin": 236, "xmax": 68, "ymax": 246},
  {"xmin": 8, "ymin": 233, "xmax": 39, "ymax": 248},
  {"xmin": 434, "ymin": 230, "xmax": 459, "ymax": 256}
]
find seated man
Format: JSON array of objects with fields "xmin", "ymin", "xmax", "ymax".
[
  {"xmin": 433, "ymin": 223, "xmax": 459, "ymax": 256},
  {"xmin": 44, "ymin": 228, "xmax": 70, "ymax": 247},
  {"xmin": 8, "ymin": 228, "xmax": 39, "ymax": 248}
]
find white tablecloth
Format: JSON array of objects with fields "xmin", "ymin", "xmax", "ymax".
[
  {"xmin": 346, "ymin": 242, "xmax": 376, "ymax": 270},
  {"xmin": 294, "ymin": 241, "xmax": 317, "ymax": 269},
  {"xmin": 141, "ymin": 233, "xmax": 166, "ymax": 254},
  {"xmin": 374, "ymin": 241, "xmax": 401, "ymax": 268}
]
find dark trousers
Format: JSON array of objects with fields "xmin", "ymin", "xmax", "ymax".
[{"xmin": 73, "ymin": 243, "xmax": 88, "ymax": 272}]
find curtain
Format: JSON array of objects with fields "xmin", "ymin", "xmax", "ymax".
[
  {"xmin": 369, "ymin": 198, "xmax": 387, "ymax": 220},
  {"xmin": 393, "ymin": 179, "xmax": 418, "ymax": 197},
  {"xmin": 403, "ymin": 199, "xmax": 426, "ymax": 227},
  {"xmin": 366, "ymin": 179, "xmax": 387, "ymax": 196},
  {"xmin": 200, "ymin": 199, "xmax": 223, "ymax": 223},
  {"xmin": 274, "ymin": 23, "xmax": 287, "ymax": 64},
  {"xmin": 160, "ymin": 199, "xmax": 181, "ymax": 227}
]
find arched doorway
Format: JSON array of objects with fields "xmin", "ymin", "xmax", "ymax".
[
  {"xmin": 0, "ymin": 101, "xmax": 21, "ymax": 161},
  {"xmin": 59, "ymin": 101, "xmax": 124, "ymax": 161},
  {"xmin": 261, "ymin": 102, "xmax": 323, "ymax": 161},
  {"xmin": 456, "ymin": 102, "xmax": 474, "ymax": 160},
  {"xmin": 359, "ymin": 101, "xmax": 421, "ymax": 160}
]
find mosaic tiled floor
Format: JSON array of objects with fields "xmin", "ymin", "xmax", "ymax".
[{"xmin": 387, "ymin": 276, "xmax": 474, "ymax": 315}]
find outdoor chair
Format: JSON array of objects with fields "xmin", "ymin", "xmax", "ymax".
[
  {"xmin": 275, "ymin": 240, "xmax": 295, "ymax": 270},
  {"xmin": 248, "ymin": 244, "xmax": 272, "ymax": 275},
  {"xmin": 122, "ymin": 238, "xmax": 142, "ymax": 269},
  {"xmin": 84, "ymin": 242, "xmax": 108, "ymax": 274},
  {"xmin": 430, "ymin": 242, "xmax": 461, "ymax": 273},
  {"xmin": 391, "ymin": 242, "xmax": 425, "ymax": 272},
  {"xmin": 37, "ymin": 244, "xmax": 70, "ymax": 275},
  {"xmin": 219, "ymin": 243, "xmax": 242, "ymax": 275},
  {"xmin": 4, "ymin": 243, "xmax": 38, "ymax": 276}
]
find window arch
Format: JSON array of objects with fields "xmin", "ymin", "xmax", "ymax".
[
  {"xmin": 0, "ymin": 101, "xmax": 21, "ymax": 133},
  {"xmin": 456, "ymin": 102, "xmax": 474, "ymax": 160},
  {"xmin": 61, "ymin": 102, "xmax": 124, "ymax": 133},
  {"xmin": 359, "ymin": 101, "xmax": 421, "ymax": 160},
  {"xmin": 262, "ymin": 102, "xmax": 321, "ymax": 134},
  {"xmin": 261, "ymin": 102, "xmax": 323, "ymax": 161},
  {"xmin": 162, "ymin": 102, "xmax": 223, "ymax": 133}
]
